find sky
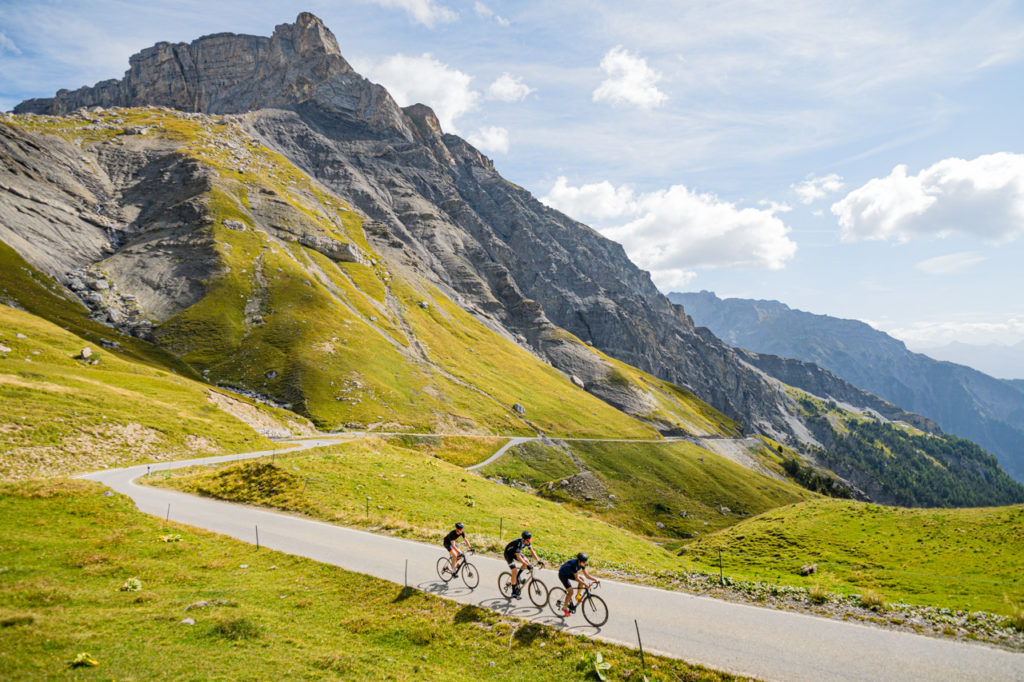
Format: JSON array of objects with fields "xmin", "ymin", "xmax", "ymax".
[{"xmin": 2, "ymin": 0, "xmax": 1024, "ymax": 355}]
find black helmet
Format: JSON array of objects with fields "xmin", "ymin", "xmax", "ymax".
[
  {"xmin": 455, "ymin": 522, "xmax": 464, "ymax": 529},
  {"xmin": 577, "ymin": 552, "xmax": 588, "ymax": 563},
  {"xmin": 521, "ymin": 530, "xmax": 532, "ymax": 540}
]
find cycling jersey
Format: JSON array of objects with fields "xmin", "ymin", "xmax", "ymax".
[
  {"xmin": 558, "ymin": 558, "xmax": 582, "ymax": 578},
  {"xmin": 504, "ymin": 538, "xmax": 527, "ymax": 558},
  {"xmin": 443, "ymin": 529, "xmax": 462, "ymax": 549}
]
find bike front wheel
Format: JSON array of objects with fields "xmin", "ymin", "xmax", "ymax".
[
  {"xmin": 581, "ymin": 594, "xmax": 608, "ymax": 627},
  {"xmin": 547, "ymin": 587, "xmax": 566, "ymax": 617},
  {"xmin": 527, "ymin": 577, "xmax": 548, "ymax": 607},
  {"xmin": 461, "ymin": 562, "xmax": 480, "ymax": 589},
  {"xmin": 498, "ymin": 571, "xmax": 515, "ymax": 599},
  {"xmin": 436, "ymin": 557, "xmax": 454, "ymax": 583}
]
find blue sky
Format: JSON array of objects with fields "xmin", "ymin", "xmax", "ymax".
[{"xmin": 2, "ymin": 0, "xmax": 1024, "ymax": 352}]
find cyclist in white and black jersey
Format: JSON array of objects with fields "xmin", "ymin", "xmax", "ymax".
[{"xmin": 503, "ymin": 531, "xmax": 541, "ymax": 598}]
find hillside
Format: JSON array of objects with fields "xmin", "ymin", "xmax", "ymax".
[
  {"xmin": 673, "ymin": 290, "xmax": 1024, "ymax": 482},
  {"xmin": 0, "ymin": 303, "xmax": 310, "ymax": 479},
  {"xmin": 681, "ymin": 497, "xmax": 1024, "ymax": 614},
  {"xmin": 1, "ymin": 107, "xmax": 737, "ymax": 439}
]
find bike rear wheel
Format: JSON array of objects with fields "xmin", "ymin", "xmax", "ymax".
[
  {"xmin": 436, "ymin": 557, "xmax": 454, "ymax": 583},
  {"xmin": 527, "ymin": 577, "xmax": 548, "ymax": 607},
  {"xmin": 498, "ymin": 571, "xmax": 515, "ymax": 599},
  {"xmin": 547, "ymin": 587, "xmax": 566, "ymax": 617},
  {"xmin": 461, "ymin": 562, "xmax": 480, "ymax": 589},
  {"xmin": 581, "ymin": 593, "xmax": 608, "ymax": 627}
]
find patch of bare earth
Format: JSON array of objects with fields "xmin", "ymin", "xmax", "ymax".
[
  {"xmin": 0, "ymin": 422, "xmax": 223, "ymax": 479},
  {"xmin": 206, "ymin": 390, "xmax": 315, "ymax": 438}
]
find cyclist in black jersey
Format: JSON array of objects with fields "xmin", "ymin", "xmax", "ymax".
[
  {"xmin": 442, "ymin": 522, "xmax": 471, "ymax": 575},
  {"xmin": 503, "ymin": 531, "xmax": 542, "ymax": 598},
  {"xmin": 558, "ymin": 553, "xmax": 599, "ymax": 615}
]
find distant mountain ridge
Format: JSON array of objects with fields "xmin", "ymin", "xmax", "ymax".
[
  {"xmin": 917, "ymin": 340, "xmax": 1024, "ymax": 380},
  {"xmin": 672, "ymin": 290, "xmax": 1024, "ymax": 482}
]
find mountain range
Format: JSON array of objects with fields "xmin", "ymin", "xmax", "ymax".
[
  {"xmin": 3, "ymin": 13, "xmax": 1022, "ymax": 507},
  {"xmin": 672, "ymin": 290, "xmax": 1024, "ymax": 483}
]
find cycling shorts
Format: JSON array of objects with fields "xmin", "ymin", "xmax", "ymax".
[
  {"xmin": 504, "ymin": 551, "xmax": 522, "ymax": 568},
  {"xmin": 558, "ymin": 570, "xmax": 579, "ymax": 589}
]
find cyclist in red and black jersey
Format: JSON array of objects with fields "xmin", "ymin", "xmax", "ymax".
[{"xmin": 442, "ymin": 522, "xmax": 472, "ymax": 575}]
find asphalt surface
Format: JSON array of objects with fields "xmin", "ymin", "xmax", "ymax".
[{"xmin": 81, "ymin": 438, "xmax": 1024, "ymax": 681}]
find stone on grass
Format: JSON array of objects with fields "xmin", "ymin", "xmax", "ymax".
[
  {"xmin": 512, "ymin": 403, "xmax": 526, "ymax": 415},
  {"xmin": 800, "ymin": 563, "xmax": 818, "ymax": 576},
  {"xmin": 180, "ymin": 617, "xmax": 195, "ymax": 626},
  {"xmin": 80, "ymin": 347, "xmax": 93, "ymax": 359}
]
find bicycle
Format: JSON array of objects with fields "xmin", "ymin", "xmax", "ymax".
[
  {"xmin": 498, "ymin": 562, "xmax": 548, "ymax": 607},
  {"xmin": 547, "ymin": 581, "xmax": 608, "ymax": 627},
  {"xmin": 436, "ymin": 549, "xmax": 479, "ymax": 589}
]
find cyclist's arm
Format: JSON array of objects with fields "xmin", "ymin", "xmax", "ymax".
[
  {"xmin": 582, "ymin": 568, "xmax": 599, "ymax": 583},
  {"xmin": 529, "ymin": 546, "xmax": 541, "ymax": 563},
  {"xmin": 462, "ymin": 536, "xmax": 473, "ymax": 550}
]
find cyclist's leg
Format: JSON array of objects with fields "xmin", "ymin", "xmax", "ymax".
[
  {"xmin": 558, "ymin": 573, "xmax": 573, "ymax": 612},
  {"xmin": 449, "ymin": 546, "xmax": 460, "ymax": 570}
]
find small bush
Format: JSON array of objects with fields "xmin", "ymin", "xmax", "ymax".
[
  {"xmin": 209, "ymin": 616, "xmax": 262, "ymax": 641},
  {"xmin": 859, "ymin": 589, "xmax": 886, "ymax": 612},
  {"xmin": 119, "ymin": 577, "xmax": 141, "ymax": 592},
  {"xmin": 808, "ymin": 585, "xmax": 829, "ymax": 605}
]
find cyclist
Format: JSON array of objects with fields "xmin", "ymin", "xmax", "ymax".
[
  {"xmin": 503, "ymin": 530, "xmax": 542, "ymax": 599},
  {"xmin": 558, "ymin": 552, "xmax": 599, "ymax": 616},
  {"xmin": 442, "ymin": 522, "xmax": 472, "ymax": 576}
]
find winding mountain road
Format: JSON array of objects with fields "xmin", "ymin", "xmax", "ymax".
[{"xmin": 81, "ymin": 437, "xmax": 1024, "ymax": 682}]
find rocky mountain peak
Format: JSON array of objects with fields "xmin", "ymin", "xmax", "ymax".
[{"xmin": 14, "ymin": 13, "xmax": 411, "ymax": 138}]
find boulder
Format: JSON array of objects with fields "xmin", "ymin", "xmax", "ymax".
[
  {"xmin": 80, "ymin": 347, "xmax": 93, "ymax": 360},
  {"xmin": 800, "ymin": 563, "xmax": 818, "ymax": 576},
  {"xmin": 512, "ymin": 403, "xmax": 526, "ymax": 415}
]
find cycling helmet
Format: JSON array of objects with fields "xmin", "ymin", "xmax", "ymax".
[
  {"xmin": 577, "ymin": 552, "xmax": 588, "ymax": 563},
  {"xmin": 455, "ymin": 522, "xmax": 464, "ymax": 529},
  {"xmin": 521, "ymin": 530, "xmax": 532, "ymax": 540}
]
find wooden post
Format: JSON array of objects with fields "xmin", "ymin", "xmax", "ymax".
[
  {"xmin": 255, "ymin": 525, "xmax": 260, "ymax": 550},
  {"xmin": 718, "ymin": 548, "xmax": 724, "ymax": 584},
  {"xmin": 635, "ymin": 619, "xmax": 646, "ymax": 674}
]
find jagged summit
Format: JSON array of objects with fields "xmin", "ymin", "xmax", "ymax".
[{"xmin": 14, "ymin": 13, "xmax": 412, "ymax": 135}]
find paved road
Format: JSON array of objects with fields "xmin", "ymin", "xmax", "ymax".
[{"xmin": 81, "ymin": 440, "xmax": 1024, "ymax": 682}]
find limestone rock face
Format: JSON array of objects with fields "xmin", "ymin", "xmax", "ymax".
[{"xmin": 15, "ymin": 13, "xmax": 413, "ymax": 141}]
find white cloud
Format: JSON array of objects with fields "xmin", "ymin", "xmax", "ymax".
[
  {"xmin": 0, "ymin": 33, "xmax": 22, "ymax": 55},
  {"xmin": 474, "ymin": 2, "xmax": 509, "ymax": 26},
  {"xmin": 542, "ymin": 177, "xmax": 797, "ymax": 290},
  {"xmin": 832, "ymin": 153, "xmax": 1024, "ymax": 244},
  {"xmin": 370, "ymin": 0, "xmax": 457, "ymax": 27},
  {"xmin": 792, "ymin": 173, "xmax": 844, "ymax": 204},
  {"xmin": 486, "ymin": 73, "xmax": 533, "ymax": 102},
  {"xmin": 915, "ymin": 251, "xmax": 987, "ymax": 275},
  {"xmin": 541, "ymin": 177, "xmax": 639, "ymax": 222},
  {"xmin": 359, "ymin": 53, "xmax": 479, "ymax": 132},
  {"xmin": 592, "ymin": 46, "xmax": 667, "ymax": 109},
  {"xmin": 887, "ymin": 319, "xmax": 1024, "ymax": 348},
  {"xmin": 466, "ymin": 126, "xmax": 509, "ymax": 154}
]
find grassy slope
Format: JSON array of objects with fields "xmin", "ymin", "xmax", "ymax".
[
  {"xmin": 0, "ymin": 304, "xmax": 278, "ymax": 479},
  {"xmin": 680, "ymin": 498, "xmax": 1024, "ymax": 614},
  {"xmin": 383, "ymin": 434, "xmax": 508, "ymax": 467},
  {"xmin": 0, "ymin": 479, "xmax": 739, "ymax": 681},
  {"xmin": 150, "ymin": 439, "xmax": 684, "ymax": 577},
  {"xmin": 480, "ymin": 440, "xmax": 816, "ymax": 538}
]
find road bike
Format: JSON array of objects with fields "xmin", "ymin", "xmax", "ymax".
[
  {"xmin": 498, "ymin": 562, "xmax": 548, "ymax": 607},
  {"xmin": 547, "ymin": 581, "xmax": 608, "ymax": 627},
  {"xmin": 436, "ymin": 549, "xmax": 479, "ymax": 589}
]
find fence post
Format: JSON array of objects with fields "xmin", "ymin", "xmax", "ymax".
[
  {"xmin": 405, "ymin": 559, "xmax": 408, "ymax": 594},
  {"xmin": 635, "ymin": 619, "xmax": 646, "ymax": 674},
  {"xmin": 255, "ymin": 525, "xmax": 260, "ymax": 550},
  {"xmin": 718, "ymin": 548, "xmax": 724, "ymax": 585},
  {"xmin": 499, "ymin": 516, "xmax": 503, "ymax": 540},
  {"xmin": 166, "ymin": 504, "xmax": 170, "ymax": 522},
  {"xmin": 366, "ymin": 496, "xmax": 370, "ymax": 519}
]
